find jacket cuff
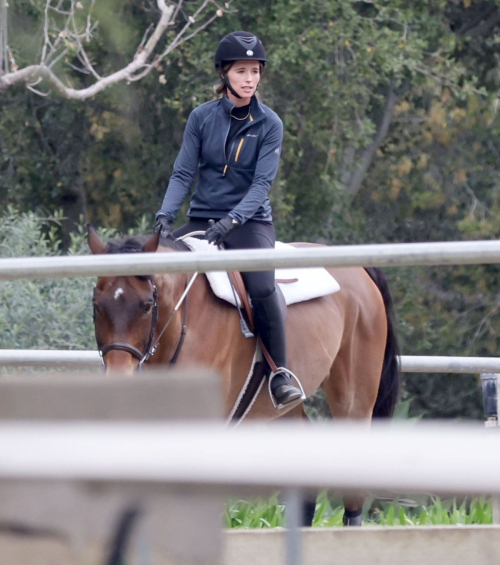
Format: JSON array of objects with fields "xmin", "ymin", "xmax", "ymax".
[
  {"xmin": 155, "ymin": 211, "xmax": 175, "ymax": 223},
  {"xmin": 228, "ymin": 212, "xmax": 245, "ymax": 225}
]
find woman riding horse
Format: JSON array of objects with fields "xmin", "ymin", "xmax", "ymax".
[
  {"xmin": 154, "ymin": 31, "xmax": 302, "ymax": 408},
  {"xmin": 89, "ymin": 30, "xmax": 401, "ymax": 527}
]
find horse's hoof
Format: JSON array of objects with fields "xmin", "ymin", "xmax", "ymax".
[
  {"xmin": 343, "ymin": 511, "xmax": 362, "ymax": 527},
  {"xmin": 272, "ymin": 384, "xmax": 303, "ymax": 407}
]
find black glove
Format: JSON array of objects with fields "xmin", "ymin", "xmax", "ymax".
[
  {"xmin": 154, "ymin": 215, "xmax": 173, "ymax": 239},
  {"xmin": 205, "ymin": 216, "xmax": 240, "ymax": 245}
]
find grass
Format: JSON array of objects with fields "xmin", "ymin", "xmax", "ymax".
[{"xmin": 224, "ymin": 492, "xmax": 493, "ymax": 528}]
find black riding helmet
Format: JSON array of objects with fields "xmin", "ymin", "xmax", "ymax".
[{"xmin": 215, "ymin": 31, "xmax": 267, "ymax": 99}]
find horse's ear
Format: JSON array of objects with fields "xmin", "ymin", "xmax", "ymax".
[
  {"xmin": 87, "ymin": 224, "xmax": 107, "ymax": 255},
  {"xmin": 142, "ymin": 231, "xmax": 160, "ymax": 253}
]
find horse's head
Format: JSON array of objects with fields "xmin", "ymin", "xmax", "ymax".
[{"xmin": 88, "ymin": 225, "xmax": 160, "ymax": 375}]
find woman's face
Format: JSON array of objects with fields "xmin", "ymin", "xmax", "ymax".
[{"xmin": 225, "ymin": 60, "xmax": 261, "ymax": 104}]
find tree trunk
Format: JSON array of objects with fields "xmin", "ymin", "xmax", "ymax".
[
  {"xmin": 0, "ymin": 0, "xmax": 8, "ymax": 77},
  {"xmin": 59, "ymin": 152, "xmax": 88, "ymax": 249},
  {"xmin": 344, "ymin": 79, "xmax": 398, "ymax": 196}
]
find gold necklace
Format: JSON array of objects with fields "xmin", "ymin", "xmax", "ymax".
[{"xmin": 231, "ymin": 109, "xmax": 250, "ymax": 121}]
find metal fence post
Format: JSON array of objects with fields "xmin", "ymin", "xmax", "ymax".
[
  {"xmin": 284, "ymin": 487, "xmax": 303, "ymax": 565},
  {"xmin": 480, "ymin": 373, "xmax": 500, "ymax": 524}
]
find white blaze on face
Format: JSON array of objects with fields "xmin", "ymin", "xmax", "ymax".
[{"xmin": 114, "ymin": 287, "xmax": 124, "ymax": 300}]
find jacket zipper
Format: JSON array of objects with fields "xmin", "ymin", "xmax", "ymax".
[
  {"xmin": 223, "ymin": 113, "xmax": 257, "ymax": 175},
  {"xmin": 223, "ymin": 120, "xmax": 231, "ymax": 176},
  {"xmin": 224, "ymin": 138, "xmax": 238, "ymax": 176},
  {"xmin": 234, "ymin": 138, "xmax": 245, "ymax": 162}
]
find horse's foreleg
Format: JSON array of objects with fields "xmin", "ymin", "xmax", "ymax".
[
  {"xmin": 284, "ymin": 404, "xmax": 318, "ymax": 526},
  {"xmin": 279, "ymin": 404, "xmax": 318, "ymax": 526},
  {"xmin": 342, "ymin": 496, "xmax": 364, "ymax": 526},
  {"xmin": 323, "ymin": 347, "xmax": 383, "ymax": 527}
]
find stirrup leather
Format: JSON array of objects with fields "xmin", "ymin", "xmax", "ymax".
[{"xmin": 268, "ymin": 368, "xmax": 306, "ymax": 409}]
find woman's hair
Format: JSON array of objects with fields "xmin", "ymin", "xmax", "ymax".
[{"xmin": 215, "ymin": 62, "xmax": 264, "ymax": 100}]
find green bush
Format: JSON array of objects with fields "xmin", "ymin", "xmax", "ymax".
[{"xmin": 0, "ymin": 208, "xmax": 148, "ymax": 351}]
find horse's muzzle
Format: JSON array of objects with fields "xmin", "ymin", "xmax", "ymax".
[{"xmin": 102, "ymin": 350, "xmax": 138, "ymax": 376}]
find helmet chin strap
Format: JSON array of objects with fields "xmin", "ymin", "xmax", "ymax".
[{"xmin": 221, "ymin": 72, "xmax": 242, "ymax": 99}]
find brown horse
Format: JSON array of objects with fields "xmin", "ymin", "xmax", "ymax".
[{"xmin": 88, "ymin": 226, "xmax": 400, "ymax": 525}]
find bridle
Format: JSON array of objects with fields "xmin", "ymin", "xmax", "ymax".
[
  {"xmin": 97, "ymin": 280, "xmax": 158, "ymax": 368},
  {"xmin": 96, "ymin": 278, "xmax": 189, "ymax": 371},
  {"xmin": 96, "ymin": 231, "xmax": 205, "ymax": 371}
]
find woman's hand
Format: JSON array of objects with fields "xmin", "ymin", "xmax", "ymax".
[
  {"xmin": 154, "ymin": 215, "xmax": 173, "ymax": 239},
  {"xmin": 206, "ymin": 216, "xmax": 240, "ymax": 245}
]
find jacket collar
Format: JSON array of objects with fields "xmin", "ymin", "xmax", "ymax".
[{"xmin": 220, "ymin": 95, "xmax": 266, "ymax": 121}]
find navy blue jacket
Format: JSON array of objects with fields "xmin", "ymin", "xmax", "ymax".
[{"xmin": 157, "ymin": 95, "xmax": 283, "ymax": 225}]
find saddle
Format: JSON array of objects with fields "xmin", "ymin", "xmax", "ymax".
[
  {"xmin": 179, "ymin": 236, "xmax": 339, "ymax": 419},
  {"xmin": 182, "ymin": 237, "xmax": 340, "ymax": 308}
]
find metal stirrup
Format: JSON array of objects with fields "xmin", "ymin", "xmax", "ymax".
[{"xmin": 268, "ymin": 368, "xmax": 306, "ymax": 410}]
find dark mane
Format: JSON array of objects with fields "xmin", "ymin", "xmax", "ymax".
[
  {"xmin": 104, "ymin": 235, "xmax": 189, "ymax": 281},
  {"xmin": 105, "ymin": 234, "xmax": 189, "ymax": 254},
  {"xmin": 106, "ymin": 235, "xmax": 189, "ymax": 282},
  {"xmin": 106, "ymin": 236, "xmax": 147, "ymax": 254}
]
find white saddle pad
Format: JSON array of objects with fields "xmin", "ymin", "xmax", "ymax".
[{"xmin": 183, "ymin": 237, "xmax": 340, "ymax": 307}]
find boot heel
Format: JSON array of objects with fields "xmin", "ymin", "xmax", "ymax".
[{"xmin": 268, "ymin": 368, "xmax": 306, "ymax": 409}]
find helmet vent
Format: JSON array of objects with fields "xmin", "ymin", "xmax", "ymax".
[{"xmin": 235, "ymin": 35, "xmax": 257, "ymax": 49}]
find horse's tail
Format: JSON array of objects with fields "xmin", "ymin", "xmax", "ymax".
[{"xmin": 364, "ymin": 267, "xmax": 401, "ymax": 419}]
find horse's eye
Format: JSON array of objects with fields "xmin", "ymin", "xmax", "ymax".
[
  {"xmin": 143, "ymin": 301, "xmax": 154, "ymax": 314},
  {"xmin": 92, "ymin": 301, "xmax": 101, "ymax": 313}
]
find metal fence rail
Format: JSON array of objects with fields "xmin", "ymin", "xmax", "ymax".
[
  {"xmin": 2, "ymin": 239, "xmax": 500, "ymax": 280},
  {"xmin": 0, "ymin": 421, "xmax": 497, "ymax": 494},
  {"xmin": 1, "ymin": 349, "xmax": 499, "ymax": 373}
]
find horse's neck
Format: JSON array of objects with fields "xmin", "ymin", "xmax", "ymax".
[
  {"xmin": 154, "ymin": 272, "xmax": 189, "ymax": 362},
  {"xmin": 154, "ymin": 270, "xmax": 218, "ymax": 358},
  {"xmin": 156, "ymin": 270, "xmax": 243, "ymax": 362}
]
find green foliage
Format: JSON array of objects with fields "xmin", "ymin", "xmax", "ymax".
[
  {"xmin": 371, "ymin": 496, "xmax": 492, "ymax": 526},
  {"xmin": 225, "ymin": 494, "xmax": 286, "ymax": 529},
  {"xmin": 0, "ymin": 208, "xmax": 94, "ymax": 350},
  {"xmin": 0, "ymin": 208, "xmax": 147, "ymax": 351},
  {"xmin": 224, "ymin": 493, "xmax": 493, "ymax": 528}
]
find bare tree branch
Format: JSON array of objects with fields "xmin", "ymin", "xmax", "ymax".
[
  {"xmin": 48, "ymin": 47, "xmax": 70, "ymax": 70},
  {"xmin": 68, "ymin": 0, "xmax": 101, "ymax": 80},
  {"xmin": 27, "ymin": 83, "xmax": 51, "ymax": 96},
  {"xmin": 0, "ymin": 0, "xmax": 233, "ymax": 98}
]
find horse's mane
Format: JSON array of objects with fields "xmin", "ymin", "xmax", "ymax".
[
  {"xmin": 105, "ymin": 235, "xmax": 188, "ymax": 254},
  {"xmin": 104, "ymin": 235, "xmax": 188, "ymax": 281}
]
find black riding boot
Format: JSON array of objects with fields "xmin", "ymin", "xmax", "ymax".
[{"xmin": 252, "ymin": 289, "xmax": 303, "ymax": 407}]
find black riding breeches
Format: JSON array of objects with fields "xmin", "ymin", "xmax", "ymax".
[{"xmin": 172, "ymin": 218, "xmax": 276, "ymax": 300}]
